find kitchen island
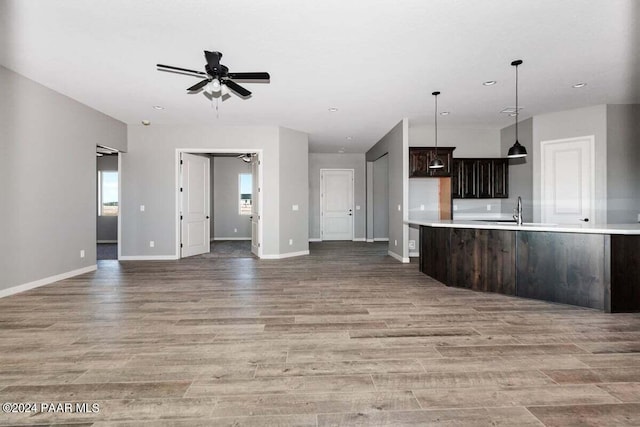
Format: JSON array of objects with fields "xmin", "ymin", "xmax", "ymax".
[{"xmin": 407, "ymin": 219, "xmax": 640, "ymax": 312}]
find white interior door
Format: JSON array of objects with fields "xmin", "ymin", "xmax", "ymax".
[
  {"xmin": 181, "ymin": 153, "xmax": 210, "ymax": 257},
  {"xmin": 251, "ymin": 154, "xmax": 260, "ymax": 256},
  {"xmin": 541, "ymin": 136, "xmax": 594, "ymax": 224},
  {"xmin": 321, "ymin": 169, "xmax": 354, "ymax": 241}
]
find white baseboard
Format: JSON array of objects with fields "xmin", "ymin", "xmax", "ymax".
[
  {"xmin": 0, "ymin": 265, "xmax": 97, "ymax": 299},
  {"xmin": 409, "ymin": 251, "xmax": 420, "ymax": 257},
  {"xmin": 388, "ymin": 250, "xmax": 410, "ymax": 263},
  {"xmin": 97, "ymin": 240, "xmax": 117, "ymax": 244},
  {"xmin": 213, "ymin": 237, "xmax": 251, "ymax": 241},
  {"xmin": 118, "ymin": 255, "xmax": 179, "ymax": 261},
  {"xmin": 374, "ymin": 238, "xmax": 389, "ymax": 242},
  {"xmin": 366, "ymin": 239, "xmax": 374, "ymax": 243},
  {"xmin": 261, "ymin": 250, "xmax": 310, "ymax": 259},
  {"xmin": 353, "ymin": 238, "xmax": 366, "ymax": 242},
  {"xmin": 309, "ymin": 238, "xmax": 322, "ymax": 242}
]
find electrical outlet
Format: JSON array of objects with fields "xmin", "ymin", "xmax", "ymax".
[
  {"xmin": 637, "ymin": 213, "xmax": 640, "ymax": 222},
  {"xmin": 356, "ymin": 205, "xmax": 361, "ymax": 210},
  {"xmin": 487, "ymin": 204, "xmax": 492, "ymax": 211},
  {"xmin": 80, "ymin": 250, "xmax": 85, "ymax": 258},
  {"xmin": 408, "ymin": 240, "xmax": 416, "ymax": 250},
  {"xmin": 149, "ymin": 241, "xmax": 155, "ymax": 248},
  {"xmin": 420, "ymin": 204, "xmax": 425, "ymax": 211},
  {"xmin": 453, "ymin": 205, "xmax": 458, "ymax": 211},
  {"xmin": 394, "ymin": 239, "xmax": 398, "ymax": 246},
  {"xmin": 140, "ymin": 205, "xmax": 145, "ymax": 212},
  {"xmin": 289, "ymin": 239, "xmax": 293, "ymax": 245},
  {"xmin": 234, "ymin": 228, "xmax": 237, "ymax": 233}
]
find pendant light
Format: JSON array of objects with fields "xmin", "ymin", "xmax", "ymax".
[
  {"xmin": 507, "ymin": 59, "xmax": 527, "ymax": 158},
  {"xmin": 428, "ymin": 91, "xmax": 444, "ymax": 169}
]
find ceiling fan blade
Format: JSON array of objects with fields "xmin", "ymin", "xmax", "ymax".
[
  {"xmin": 157, "ymin": 64, "xmax": 207, "ymax": 76},
  {"xmin": 187, "ymin": 79, "xmax": 210, "ymax": 92},
  {"xmin": 204, "ymin": 51, "xmax": 222, "ymax": 71},
  {"xmin": 224, "ymin": 80, "xmax": 252, "ymax": 97},
  {"xmin": 227, "ymin": 72, "xmax": 270, "ymax": 80}
]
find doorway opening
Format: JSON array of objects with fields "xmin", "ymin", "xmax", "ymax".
[
  {"xmin": 96, "ymin": 145, "xmax": 120, "ymax": 261},
  {"xmin": 176, "ymin": 149, "xmax": 263, "ymax": 259}
]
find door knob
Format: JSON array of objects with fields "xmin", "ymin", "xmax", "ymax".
[
  {"xmin": 206, "ymin": 216, "xmax": 210, "ymax": 219},
  {"xmin": 579, "ymin": 218, "xmax": 589, "ymax": 222}
]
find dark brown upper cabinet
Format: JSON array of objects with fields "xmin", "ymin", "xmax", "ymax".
[
  {"xmin": 409, "ymin": 147, "xmax": 455, "ymax": 177},
  {"xmin": 451, "ymin": 158, "xmax": 509, "ymax": 199}
]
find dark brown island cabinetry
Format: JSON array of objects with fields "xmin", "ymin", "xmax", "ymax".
[
  {"xmin": 451, "ymin": 158, "xmax": 508, "ymax": 199},
  {"xmin": 409, "ymin": 147, "xmax": 455, "ymax": 177},
  {"xmin": 418, "ymin": 225, "xmax": 640, "ymax": 313}
]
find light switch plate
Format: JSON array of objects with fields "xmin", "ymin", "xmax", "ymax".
[
  {"xmin": 292, "ymin": 205, "xmax": 299, "ymax": 211},
  {"xmin": 140, "ymin": 205, "xmax": 145, "ymax": 212},
  {"xmin": 420, "ymin": 204, "xmax": 425, "ymax": 211},
  {"xmin": 356, "ymin": 205, "xmax": 360, "ymax": 210}
]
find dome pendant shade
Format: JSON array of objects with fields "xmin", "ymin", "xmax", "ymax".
[
  {"xmin": 507, "ymin": 140, "xmax": 527, "ymax": 158},
  {"xmin": 429, "ymin": 157, "xmax": 445, "ymax": 169}
]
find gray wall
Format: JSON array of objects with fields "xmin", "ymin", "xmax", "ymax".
[
  {"xmin": 123, "ymin": 125, "xmax": 279, "ymax": 257},
  {"xmin": 212, "ymin": 157, "xmax": 252, "ymax": 239},
  {"xmin": 606, "ymin": 104, "xmax": 640, "ymax": 223},
  {"xmin": 308, "ymin": 153, "xmax": 366, "ymax": 240},
  {"xmin": 278, "ymin": 127, "xmax": 309, "ymax": 253},
  {"xmin": 0, "ymin": 66, "xmax": 126, "ymax": 293},
  {"xmin": 97, "ymin": 154, "xmax": 119, "ymax": 242},
  {"xmin": 500, "ymin": 118, "xmax": 533, "ymax": 220},
  {"xmin": 532, "ymin": 105, "xmax": 608, "ymax": 223},
  {"xmin": 408, "ymin": 123, "xmax": 504, "ymax": 217},
  {"xmin": 372, "ymin": 154, "xmax": 389, "ymax": 240},
  {"xmin": 366, "ymin": 119, "xmax": 408, "ymax": 261}
]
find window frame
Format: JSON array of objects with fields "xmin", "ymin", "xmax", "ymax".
[{"xmin": 238, "ymin": 173, "xmax": 252, "ymax": 216}]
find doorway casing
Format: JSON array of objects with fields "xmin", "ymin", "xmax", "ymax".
[{"xmin": 175, "ymin": 148, "xmax": 263, "ymax": 258}]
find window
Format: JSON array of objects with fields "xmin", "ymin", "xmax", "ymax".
[
  {"xmin": 239, "ymin": 173, "xmax": 252, "ymax": 215},
  {"xmin": 98, "ymin": 171, "xmax": 118, "ymax": 216}
]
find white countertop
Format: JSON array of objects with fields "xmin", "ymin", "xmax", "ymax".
[{"xmin": 406, "ymin": 219, "xmax": 640, "ymax": 235}]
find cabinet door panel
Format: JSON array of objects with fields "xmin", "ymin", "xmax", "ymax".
[
  {"xmin": 492, "ymin": 159, "xmax": 509, "ymax": 198},
  {"xmin": 461, "ymin": 160, "xmax": 477, "ymax": 198},
  {"xmin": 451, "ymin": 159, "xmax": 463, "ymax": 199},
  {"xmin": 409, "ymin": 149, "xmax": 429, "ymax": 177},
  {"xmin": 477, "ymin": 160, "xmax": 493, "ymax": 198}
]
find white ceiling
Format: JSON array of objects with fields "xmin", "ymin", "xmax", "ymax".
[{"xmin": 1, "ymin": 0, "xmax": 638, "ymax": 153}]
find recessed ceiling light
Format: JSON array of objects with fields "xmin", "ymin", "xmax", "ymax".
[
  {"xmin": 152, "ymin": 105, "xmax": 164, "ymax": 110},
  {"xmin": 572, "ymin": 83, "xmax": 587, "ymax": 88},
  {"xmin": 483, "ymin": 81, "xmax": 497, "ymax": 86},
  {"xmin": 346, "ymin": 136, "xmax": 353, "ymax": 140},
  {"xmin": 440, "ymin": 112, "xmax": 450, "ymax": 116},
  {"xmin": 328, "ymin": 107, "xmax": 338, "ymax": 112},
  {"xmin": 141, "ymin": 120, "xmax": 151, "ymax": 126}
]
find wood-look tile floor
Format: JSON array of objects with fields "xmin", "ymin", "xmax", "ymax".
[{"xmin": 1, "ymin": 242, "xmax": 640, "ymax": 426}]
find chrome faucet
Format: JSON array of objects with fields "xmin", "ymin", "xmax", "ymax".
[{"xmin": 513, "ymin": 196, "xmax": 523, "ymax": 225}]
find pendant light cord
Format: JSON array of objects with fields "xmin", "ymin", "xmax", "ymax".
[
  {"xmin": 434, "ymin": 93, "xmax": 438, "ymax": 156},
  {"xmin": 515, "ymin": 63, "xmax": 519, "ymax": 142}
]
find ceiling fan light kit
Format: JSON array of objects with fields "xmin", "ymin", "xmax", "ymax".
[{"xmin": 157, "ymin": 51, "xmax": 270, "ymax": 99}]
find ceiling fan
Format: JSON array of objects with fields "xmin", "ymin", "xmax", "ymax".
[{"xmin": 157, "ymin": 51, "xmax": 270, "ymax": 98}]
